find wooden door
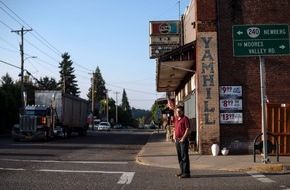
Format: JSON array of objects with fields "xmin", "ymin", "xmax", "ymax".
[{"xmin": 267, "ymin": 104, "xmax": 290, "ymax": 155}]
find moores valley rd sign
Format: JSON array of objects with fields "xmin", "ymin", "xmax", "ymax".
[{"xmin": 232, "ymin": 24, "xmax": 289, "ymax": 57}]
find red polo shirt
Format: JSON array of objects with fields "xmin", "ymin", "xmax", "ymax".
[{"xmin": 174, "ymin": 116, "xmax": 189, "ymax": 139}]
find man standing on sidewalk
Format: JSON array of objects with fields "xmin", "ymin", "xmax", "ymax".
[{"xmin": 174, "ymin": 105, "xmax": 190, "ymax": 178}]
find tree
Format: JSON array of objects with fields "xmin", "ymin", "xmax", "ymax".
[
  {"xmin": 37, "ymin": 77, "xmax": 58, "ymax": 90},
  {"xmin": 0, "ymin": 73, "xmax": 20, "ymax": 134},
  {"xmin": 121, "ymin": 89, "xmax": 132, "ymax": 126},
  {"xmin": 87, "ymin": 67, "xmax": 107, "ymax": 118},
  {"xmin": 58, "ymin": 52, "xmax": 80, "ymax": 96},
  {"xmin": 87, "ymin": 66, "xmax": 107, "ymax": 102},
  {"xmin": 1, "ymin": 73, "xmax": 14, "ymax": 86},
  {"xmin": 121, "ymin": 89, "xmax": 130, "ymax": 110}
]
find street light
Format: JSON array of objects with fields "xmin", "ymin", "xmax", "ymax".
[{"xmin": 24, "ymin": 56, "xmax": 37, "ymax": 61}]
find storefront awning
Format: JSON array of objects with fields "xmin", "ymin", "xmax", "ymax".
[
  {"xmin": 156, "ymin": 42, "xmax": 196, "ymax": 92},
  {"xmin": 157, "ymin": 60, "xmax": 194, "ymax": 92}
]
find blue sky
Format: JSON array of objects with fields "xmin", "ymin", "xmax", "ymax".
[{"xmin": 0, "ymin": 0, "xmax": 190, "ymax": 110}]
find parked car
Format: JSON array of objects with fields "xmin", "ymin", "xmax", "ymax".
[
  {"xmin": 138, "ymin": 125, "xmax": 145, "ymax": 129},
  {"xmin": 98, "ymin": 122, "xmax": 111, "ymax": 131},
  {"xmin": 113, "ymin": 124, "xmax": 122, "ymax": 129},
  {"xmin": 89, "ymin": 119, "xmax": 101, "ymax": 130}
]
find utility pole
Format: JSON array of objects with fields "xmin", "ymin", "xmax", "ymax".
[
  {"xmin": 106, "ymin": 89, "xmax": 111, "ymax": 122},
  {"xmin": 114, "ymin": 91, "xmax": 120, "ymax": 124},
  {"xmin": 11, "ymin": 27, "xmax": 32, "ymax": 113},
  {"xmin": 89, "ymin": 72, "xmax": 95, "ymax": 131}
]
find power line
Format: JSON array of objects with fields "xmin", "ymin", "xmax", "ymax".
[
  {"xmin": 0, "ymin": 36, "xmax": 19, "ymax": 50},
  {"xmin": 0, "ymin": 1, "xmax": 28, "ymax": 27},
  {"xmin": 0, "ymin": 45, "xmax": 18, "ymax": 53},
  {"xmin": 107, "ymin": 83, "xmax": 156, "ymax": 95},
  {"xmin": 0, "ymin": 1, "xmax": 96, "ymax": 81},
  {"xmin": 0, "ymin": 6, "xmax": 23, "ymax": 26},
  {"xmin": 0, "ymin": 19, "xmax": 13, "ymax": 30},
  {"xmin": 0, "ymin": 59, "xmax": 39, "ymax": 83},
  {"xmin": 0, "ymin": 1, "xmax": 61, "ymax": 60},
  {"xmin": 110, "ymin": 77, "xmax": 153, "ymax": 84},
  {"xmin": 29, "ymin": 32, "xmax": 62, "ymax": 56},
  {"xmin": 0, "ymin": 59, "xmax": 20, "ymax": 69},
  {"xmin": 1, "ymin": 1, "xmax": 158, "ymax": 103},
  {"xmin": 24, "ymin": 39, "xmax": 60, "ymax": 63}
]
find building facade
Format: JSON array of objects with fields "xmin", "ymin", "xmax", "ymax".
[{"xmin": 155, "ymin": 0, "xmax": 290, "ymax": 155}]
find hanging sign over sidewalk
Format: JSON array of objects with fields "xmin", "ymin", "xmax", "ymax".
[
  {"xmin": 149, "ymin": 21, "xmax": 180, "ymax": 59},
  {"xmin": 232, "ymin": 24, "xmax": 289, "ymax": 57}
]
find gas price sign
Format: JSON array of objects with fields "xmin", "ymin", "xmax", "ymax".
[
  {"xmin": 220, "ymin": 113, "xmax": 243, "ymax": 124},
  {"xmin": 219, "ymin": 86, "xmax": 243, "ymax": 124},
  {"xmin": 220, "ymin": 99, "xmax": 242, "ymax": 110},
  {"xmin": 219, "ymin": 86, "xmax": 242, "ymax": 97}
]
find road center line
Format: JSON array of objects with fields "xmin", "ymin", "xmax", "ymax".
[
  {"xmin": 0, "ymin": 158, "xmax": 128, "ymax": 165},
  {"xmin": 38, "ymin": 169, "xmax": 135, "ymax": 185},
  {"xmin": 0, "ymin": 168, "xmax": 25, "ymax": 171},
  {"xmin": 0, "ymin": 168, "xmax": 135, "ymax": 185}
]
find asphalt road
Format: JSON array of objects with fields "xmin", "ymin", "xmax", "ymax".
[{"xmin": 0, "ymin": 129, "xmax": 289, "ymax": 190}]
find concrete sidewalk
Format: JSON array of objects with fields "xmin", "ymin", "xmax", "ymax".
[{"xmin": 136, "ymin": 131, "xmax": 290, "ymax": 172}]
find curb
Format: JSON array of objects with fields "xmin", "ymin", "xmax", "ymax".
[
  {"xmin": 283, "ymin": 164, "xmax": 290, "ymax": 171},
  {"xmin": 135, "ymin": 131, "xmax": 290, "ymax": 172},
  {"xmin": 225, "ymin": 164, "xmax": 284, "ymax": 172}
]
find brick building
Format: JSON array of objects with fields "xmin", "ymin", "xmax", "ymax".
[{"xmin": 154, "ymin": 0, "xmax": 290, "ymax": 155}]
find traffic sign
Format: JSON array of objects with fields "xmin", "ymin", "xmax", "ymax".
[
  {"xmin": 156, "ymin": 108, "xmax": 161, "ymax": 119},
  {"xmin": 232, "ymin": 24, "xmax": 289, "ymax": 57}
]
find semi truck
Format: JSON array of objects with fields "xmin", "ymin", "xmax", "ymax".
[{"xmin": 12, "ymin": 90, "xmax": 89, "ymax": 141}]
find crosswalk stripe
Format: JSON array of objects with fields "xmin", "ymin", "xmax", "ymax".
[
  {"xmin": 0, "ymin": 158, "xmax": 128, "ymax": 165},
  {"xmin": 247, "ymin": 171, "xmax": 276, "ymax": 183},
  {"xmin": 0, "ymin": 168, "xmax": 135, "ymax": 185}
]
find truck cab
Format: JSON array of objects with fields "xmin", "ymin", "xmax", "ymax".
[{"xmin": 11, "ymin": 105, "xmax": 52, "ymax": 141}]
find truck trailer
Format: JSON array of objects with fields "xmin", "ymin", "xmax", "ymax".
[{"xmin": 12, "ymin": 90, "xmax": 89, "ymax": 141}]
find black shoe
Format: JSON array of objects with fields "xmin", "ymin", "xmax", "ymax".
[
  {"xmin": 179, "ymin": 174, "xmax": 190, "ymax": 178},
  {"xmin": 175, "ymin": 173, "xmax": 182, "ymax": 177}
]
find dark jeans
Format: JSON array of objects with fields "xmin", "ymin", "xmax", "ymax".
[{"xmin": 175, "ymin": 138, "xmax": 190, "ymax": 175}]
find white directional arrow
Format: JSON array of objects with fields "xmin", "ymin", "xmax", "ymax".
[
  {"xmin": 237, "ymin": 31, "xmax": 243, "ymax": 35},
  {"xmin": 279, "ymin": 44, "xmax": 286, "ymax": 49}
]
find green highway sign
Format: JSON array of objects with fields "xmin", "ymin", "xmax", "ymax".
[{"xmin": 232, "ymin": 24, "xmax": 289, "ymax": 57}]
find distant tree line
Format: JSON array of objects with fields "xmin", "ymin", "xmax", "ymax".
[{"xmin": 0, "ymin": 52, "xmax": 158, "ymax": 134}]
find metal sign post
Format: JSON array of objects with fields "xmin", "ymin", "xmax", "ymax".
[
  {"xmin": 259, "ymin": 56, "xmax": 269, "ymax": 163},
  {"xmin": 156, "ymin": 108, "xmax": 161, "ymax": 133},
  {"xmin": 232, "ymin": 24, "xmax": 289, "ymax": 163}
]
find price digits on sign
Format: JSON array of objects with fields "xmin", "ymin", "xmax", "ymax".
[
  {"xmin": 222, "ymin": 100, "xmax": 234, "ymax": 107},
  {"xmin": 221, "ymin": 86, "xmax": 241, "ymax": 94},
  {"xmin": 221, "ymin": 86, "xmax": 232, "ymax": 94},
  {"xmin": 221, "ymin": 113, "xmax": 235, "ymax": 121}
]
